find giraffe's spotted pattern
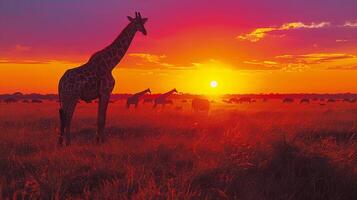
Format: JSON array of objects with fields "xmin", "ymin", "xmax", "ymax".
[{"xmin": 57, "ymin": 12, "xmax": 147, "ymax": 146}]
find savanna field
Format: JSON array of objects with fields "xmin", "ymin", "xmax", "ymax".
[{"xmin": 0, "ymin": 99, "xmax": 357, "ymax": 199}]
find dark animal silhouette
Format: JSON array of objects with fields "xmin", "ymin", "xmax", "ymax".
[
  {"xmin": 4, "ymin": 98, "xmax": 17, "ymax": 103},
  {"xmin": 192, "ymin": 98, "xmax": 210, "ymax": 112},
  {"xmin": 300, "ymin": 98, "xmax": 310, "ymax": 104},
  {"xmin": 239, "ymin": 97, "xmax": 252, "ymax": 103},
  {"xmin": 283, "ymin": 98, "xmax": 294, "ymax": 103},
  {"xmin": 153, "ymin": 89, "xmax": 177, "ymax": 108},
  {"xmin": 57, "ymin": 12, "xmax": 147, "ymax": 146},
  {"xmin": 228, "ymin": 97, "xmax": 252, "ymax": 104},
  {"xmin": 228, "ymin": 98, "xmax": 238, "ymax": 103},
  {"xmin": 31, "ymin": 99, "xmax": 43, "ymax": 103},
  {"xmin": 342, "ymin": 98, "xmax": 356, "ymax": 103},
  {"xmin": 126, "ymin": 88, "xmax": 151, "ymax": 108},
  {"xmin": 223, "ymin": 99, "xmax": 233, "ymax": 104}
]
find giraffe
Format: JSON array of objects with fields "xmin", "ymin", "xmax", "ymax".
[
  {"xmin": 58, "ymin": 12, "xmax": 148, "ymax": 146},
  {"xmin": 153, "ymin": 88, "xmax": 178, "ymax": 108},
  {"xmin": 126, "ymin": 88, "xmax": 151, "ymax": 108}
]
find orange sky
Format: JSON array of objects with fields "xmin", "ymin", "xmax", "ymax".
[{"xmin": 1, "ymin": 1, "xmax": 357, "ymax": 94}]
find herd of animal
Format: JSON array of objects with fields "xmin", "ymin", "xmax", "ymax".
[
  {"xmin": 222, "ymin": 97, "xmax": 357, "ymax": 105},
  {"xmin": 0, "ymin": 88, "xmax": 211, "ymax": 112},
  {"xmin": 126, "ymin": 88, "xmax": 178, "ymax": 108},
  {"xmin": 2, "ymin": 94, "xmax": 357, "ymax": 106}
]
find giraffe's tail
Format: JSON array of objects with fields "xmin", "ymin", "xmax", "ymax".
[{"xmin": 59, "ymin": 109, "xmax": 66, "ymax": 132}]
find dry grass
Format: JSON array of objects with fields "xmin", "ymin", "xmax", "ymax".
[{"xmin": 0, "ymin": 100, "xmax": 356, "ymax": 199}]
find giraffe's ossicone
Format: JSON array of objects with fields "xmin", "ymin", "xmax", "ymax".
[{"xmin": 58, "ymin": 12, "xmax": 147, "ymax": 146}]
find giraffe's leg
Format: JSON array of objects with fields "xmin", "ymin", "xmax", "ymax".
[
  {"xmin": 58, "ymin": 108, "xmax": 65, "ymax": 146},
  {"xmin": 62, "ymin": 97, "xmax": 78, "ymax": 146},
  {"xmin": 96, "ymin": 94, "xmax": 110, "ymax": 143}
]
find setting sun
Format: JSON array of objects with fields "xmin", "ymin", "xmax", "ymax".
[{"xmin": 210, "ymin": 80, "xmax": 218, "ymax": 88}]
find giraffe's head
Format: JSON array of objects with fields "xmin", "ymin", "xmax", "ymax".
[{"xmin": 127, "ymin": 12, "xmax": 148, "ymax": 35}]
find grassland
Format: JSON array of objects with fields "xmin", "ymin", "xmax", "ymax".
[{"xmin": 0, "ymin": 99, "xmax": 356, "ymax": 199}]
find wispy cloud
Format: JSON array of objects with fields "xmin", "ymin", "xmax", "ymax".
[
  {"xmin": 275, "ymin": 53, "xmax": 356, "ymax": 64},
  {"xmin": 343, "ymin": 21, "xmax": 357, "ymax": 27},
  {"xmin": 327, "ymin": 65, "xmax": 357, "ymax": 70},
  {"xmin": 242, "ymin": 60, "xmax": 281, "ymax": 70},
  {"xmin": 128, "ymin": 53, "xmax": 174, "ymax": 67},
  {"xmin": 237, "ymin": 21, "xmax": 330, "ymax": 42},
  {"xmin": 0, "ymin": 59, "xmax": 50, "ymax": 64}
]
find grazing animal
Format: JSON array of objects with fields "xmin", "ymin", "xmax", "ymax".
[
  {"xmin": 126, "ymin": 88, "xmax": 151, "ymax": 108},
  {"xmin": 58, "ymin": 12, "xmax": 148, "ymax": 146},
  {"xmin": 300, "ymin": 98, "xmax": 310, "ymax": 104},
  {"xmin": 283, "ymin": 98, "xmax": 294, "ymax": 103},
  {"xmin": 223, "ymin": 99, "xmax": 233, "ymax": 104},
  {"xmin": 4, "ymin": 98, "xmax": 17, "ymax": 103},
  {"xmin": 153, "ymin": 88, "xmax": 177, "ymax": 108},
  {"xmin": 342, "ymin": 98, "xmax": 355, "ymax": 103},
  {"xmin": 192, "ymin": 98, "xmax": 210, "ymax": 112},
  {"xmin": 31, "ymin": 99, "xmax": 43, "ymax": 103},
  {"xmin": 228, "ymin": 98, "xmax": 238, "ymax": 103},
  {"xmin": 239, "ymin": 97, "xmax": 252, "ymax": 103}
]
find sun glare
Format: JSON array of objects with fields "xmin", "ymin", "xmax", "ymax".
[{"xmin": 210, "ymin": 80, "xmax": 218, "ymax": 88}]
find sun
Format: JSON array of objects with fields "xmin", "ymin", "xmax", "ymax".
[{"xmin": 210, "ymin": 80, "xmax": 218, "ymax": 88}]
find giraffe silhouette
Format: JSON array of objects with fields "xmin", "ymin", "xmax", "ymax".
[
  {"xmin": 126, "ymin": 88, "xmax": 151, "ymax": 108},
  {"xmin": 153, "ymin": 88, "xmax": 178, "ymax": 108},
  {"xmin": 58, "ymin": 12, "xmax": 148, "ymax": 146}
]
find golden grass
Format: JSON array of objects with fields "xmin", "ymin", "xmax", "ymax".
[{"xmin": 0, "ymin": 100, "xmax": 356, "ymax": 199}]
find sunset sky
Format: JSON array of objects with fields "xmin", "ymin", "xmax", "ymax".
[{"xmin": 1, "ymin": 0, "xmax": 357, "ymax": 94}]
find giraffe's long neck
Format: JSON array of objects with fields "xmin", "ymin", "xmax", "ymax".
[
  {"xmin": 133, "ymin": 89, "xmax": 150, "ymax": 97},
  {"xmin": 158, "ymin": 90, "xmax": 175, "ymax": 99},
  {"xmin": 88, "ymin": 22, "xmax": 137, "ymax": 71}
]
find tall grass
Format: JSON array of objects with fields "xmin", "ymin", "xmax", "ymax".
[{"xmin": 0, "ymin": 100, "xmax": 356, "ymax": 199}]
